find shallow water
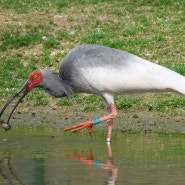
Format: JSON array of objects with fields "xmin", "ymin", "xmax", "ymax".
[{"xmin": 0, "ymin": 126, "xmax": 185, "ymax": 185}]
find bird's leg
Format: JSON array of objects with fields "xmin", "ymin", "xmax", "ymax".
[
  {"xmin": 65, "ymin": 103, "xmax": 117, "ymax": 142},
  {"xmin": 107, "ymin": 119, "xmax": 113, "ymax": 142},
  {"xmin": 99, "ymin": 103, "xmax": 117, "ymax": 142}
]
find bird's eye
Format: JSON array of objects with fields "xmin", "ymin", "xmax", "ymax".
[
  {"xmin": 30, "ymin": 73, "xmax": 38, "ymax": 80},
  {"xmin": 33, "ymin": 74, "xmax": 37, "ymax": 79}
]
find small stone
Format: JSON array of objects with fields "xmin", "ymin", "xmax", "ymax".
[
  {"xmin": 69, "ymin": 31, "xmax": 75, "ymax": 35},
  {"xmin": 144, "ymin": 130, "xmax": 147, "ymax": 135},
  {"xmin": 2, "ymin": 138, "xmax": 7, "ymax": 143},
  {"xmin": 148, "ymin": 106, "xmax": 153, "ymax": 111},
  {"xmin": 148, "ymin": 120, "xmax": 156, "ymax": 125},
  {"xmin": 133, "ymin": 114, "xmax": 139, "ymax": 118},
  {"xmin": 31, "ymin": 112, "xmax": 36, "ymax": 117}
]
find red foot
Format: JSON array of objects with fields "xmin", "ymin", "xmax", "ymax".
[
  {"xmin": 65, "ymin": 120, "xmax": 93, "ymax": 134},
  {"xmin": 65, "ymin": 103, "xmax": 117, "ymax": 140}
]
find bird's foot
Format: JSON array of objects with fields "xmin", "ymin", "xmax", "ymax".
[
  {"xmin": 65, "ymin": 119, "xmax": 100, "ymax": 134},
  {"xmin": 65, "ymin": 103, "xmax": 117, "ymax": 141}
]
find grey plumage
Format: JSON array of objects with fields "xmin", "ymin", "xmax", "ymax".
[{"xmin": 38, "ymin": 69, "xmax": 73, "ymax": 98}]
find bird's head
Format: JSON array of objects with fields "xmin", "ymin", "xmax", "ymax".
[
  {"xmin": 0, "ymin": 69, "xmax": 44, "ymax": 131},
  {"xmin": 27, "ymin": 69, "xmax": 44, "ymax": 90},
  {"xmin": 0, "ymin": 69, "xmax": 73, "ymax": 131}
]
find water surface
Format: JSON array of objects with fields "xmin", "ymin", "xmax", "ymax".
[{"xmin": 0, "ymin": 126, "xmax": 185, "ymax": 185}]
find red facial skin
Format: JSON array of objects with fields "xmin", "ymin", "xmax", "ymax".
[{"xmin": 27, "ymin": 70, "xmax": 44, "ymax": 90}]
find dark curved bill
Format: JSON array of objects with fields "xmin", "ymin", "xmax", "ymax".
[{"xmin": 0, "ymin": 80, "xmax": 29, "ymax": 130}]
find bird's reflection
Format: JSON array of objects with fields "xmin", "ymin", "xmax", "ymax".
[
  {"xmin": 68, "ymin": 143, "xmax": 118, "ymax": 185},
  {"xmin": 0, "ymin": 152, "xmax": 24, "ymax": 185}
]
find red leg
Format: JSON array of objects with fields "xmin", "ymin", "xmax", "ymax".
[
  {"xmin": 65, "ymin": 103, "xmax": 117, "ymax": 141},
  {"xmin": 104, "ymin": 103, "xmax": 117, "ymax": 142},
  {"xmin": 107, "ymin": 119, "xmax": 113, "ymax": 142}
]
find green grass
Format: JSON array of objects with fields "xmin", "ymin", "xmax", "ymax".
[
  {"xmin": 0, "ymin": 33, "xmax": 42, "ymax": 51},
  {"xmin": 0, "ymin": 0, "xmax": 185, "ymax": 114},
  {"xmin": 42, "ymin": 37, "xmax": 60, "ymax": 49}
]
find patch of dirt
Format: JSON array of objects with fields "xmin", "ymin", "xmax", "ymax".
[
  {"xmin": 1, "ymin": 91, "xmax": 185, "ymax": 134},
  {"xmin": 2, "ymin": 102, "xmax": 184, "ymax": 134}
]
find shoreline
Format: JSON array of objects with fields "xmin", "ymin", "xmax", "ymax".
[{"xmin": 4, "ymin": 106, "xmax": 185, "ymax": 134}]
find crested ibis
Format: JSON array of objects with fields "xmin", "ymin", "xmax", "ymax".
[{"xmin": 1, "ymin": 44, "xmax": 185, "ymax": 142}]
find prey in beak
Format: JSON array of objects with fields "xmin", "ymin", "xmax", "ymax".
[{"xmin": 0, "ymin": 81, "xmax": 29, "ymax": 131}]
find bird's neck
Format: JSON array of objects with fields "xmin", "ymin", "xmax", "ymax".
[
  {"xmin": 41, "ymin": 70, "xmax": 74, "ymax": 98},
  {"xmin": 55, "ymin": 73, "xmax": 74, "ymax": 98}
]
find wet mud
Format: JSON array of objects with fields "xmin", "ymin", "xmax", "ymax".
[{"xmin": 5, "ymin": 106, "xmax": 185, "ymax": 134}]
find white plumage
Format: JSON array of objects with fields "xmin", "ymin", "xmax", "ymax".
[{"xmin": 78, "ymin": 49, "xmax": 185, "ymax": 97}]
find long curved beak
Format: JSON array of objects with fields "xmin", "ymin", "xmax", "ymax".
[{"xmin": 0, "ymin": 80, "xmax": 29, "ymax": 130}]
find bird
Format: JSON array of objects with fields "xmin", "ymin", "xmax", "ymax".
[{"xmin": 1, "ymin": 44, "xmax": 185, "ymax": 142}]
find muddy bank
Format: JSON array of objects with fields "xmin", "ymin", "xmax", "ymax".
[{"xmin": 4, "ymin": 105, "xmax": 185, "ymax": 134}]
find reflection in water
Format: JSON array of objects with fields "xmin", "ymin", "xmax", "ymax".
[
  {"xmin": 0, "ymin": 129, "xmax": 185, "ymax": 184},
  {"xmin": 69, "ymin": 143, "xmax": 118, "ymax": 185},
  {"xmin": 0, "ymin": 136, "xmax": 118, "ymax": 185},
  {"xmin": 0, "ymin": 153, "xmax": 45, "ymax": 185},
  {"xmin": 0, "ymin": 152, "xmax": 24, "ymax": 185}
]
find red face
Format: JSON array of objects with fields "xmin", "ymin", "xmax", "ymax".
[{"xmin": 27, "ymin": 70, "xmax": 44, "ymax": 90}]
